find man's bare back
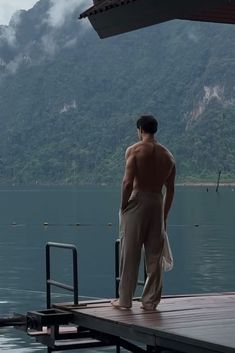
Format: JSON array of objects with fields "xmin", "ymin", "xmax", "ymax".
[
  {"xmin": 126, "ymin": 141, "xmax": 175, "ymax": 193},
  {"xmin": 120, "ymin": 115, "xmax": 175, "ymax": 226}
]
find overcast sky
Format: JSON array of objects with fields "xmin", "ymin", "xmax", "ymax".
[{"xmin": 0, "ymin": 0, "xmax": 38, "ymax": 25}]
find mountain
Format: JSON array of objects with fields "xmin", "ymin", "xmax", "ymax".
[{"xmin": 0, "ymin": 0, "xmax": 234, "ymax": 185}]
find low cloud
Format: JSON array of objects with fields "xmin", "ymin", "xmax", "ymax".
[
  {"xmin": 46, "ymin": 0, "xmax": 88, "ymax": 28},
  {"xmin": 42, "ymin": 0, "xmax": 92, "ymax": 54},
  {"xmin": 0, "ymin": 0, "xmax": 37, "ymax": 25},
  {"xmin": 0, "ymin": 10, "xmax": 23, "ymax": 47},
  {"xmin": 9, "ymin": 10, "xmax": 23, "ymax": 27},
  {"xmin": 0, "ymin": 57, "xmax": 6, "ymax": 67},
  {"xmin": 0, "ymin": 0, "xmax": 92, "ymax": 73},
  {"xmin": 6, "ymin": 55, "xmax": 24, "ymax": 74},
  {"xmin": 0, "ymin": 54, "xmax": 32, "ymax": 75},
  {"xmin": 0, "ymin": 26, "xmax": 17, "ymax": 46},
  {"xmin": 41, "ymin": 33, "xmax": 58, "ymax": 56}
]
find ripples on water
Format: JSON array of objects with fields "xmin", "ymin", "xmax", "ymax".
[{"xmin": 0, "ymin": 186, "xmax": 234, "ymax": 352}]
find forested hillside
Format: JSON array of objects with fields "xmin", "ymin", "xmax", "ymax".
[{"xmin": 0, "ymin": 0, "xmax": 234, "ymax": 185}]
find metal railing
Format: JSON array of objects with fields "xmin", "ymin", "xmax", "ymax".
[
  {"xmin": 46, "ymin": 242, "xmax": 78, "ymax": 309},
  {"xmin": 115, "ymin": 239, "xmax": 147, "ymax": 298}
]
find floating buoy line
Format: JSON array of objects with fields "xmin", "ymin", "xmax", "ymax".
[
  {"xmin": 7, "ymin": 222, "xmax": 116, "ymax": 227},
  {"xmin": 4, "ymin": 222, "xmax": 221, "ymax": 228}
]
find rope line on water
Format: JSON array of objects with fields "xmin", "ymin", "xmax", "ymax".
[{"xmin": 0, "ymin": 222, "xmax": 227, "ymax": 228}]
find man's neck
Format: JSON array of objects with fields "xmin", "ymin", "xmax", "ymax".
[{"xmin": 141, "ymin": 134, "xmax": 156, "ymax": 143}]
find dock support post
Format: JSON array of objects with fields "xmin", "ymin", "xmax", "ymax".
[{"xmin": 115, "ymin": 240, "xmax": 120, "ymax": 298}]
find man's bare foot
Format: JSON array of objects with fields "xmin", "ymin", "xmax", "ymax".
[
  {"xmin": 140, "ymin": 304, "xmax": 157, "ymax": 311},
  {"xmin": 110, "ymin": 299, "xmax": 131, "ymax": 309}
]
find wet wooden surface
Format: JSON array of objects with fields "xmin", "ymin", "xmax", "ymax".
[{"xmin": 55, "ymin": 293, "xmax": 235, "ymax": 353}]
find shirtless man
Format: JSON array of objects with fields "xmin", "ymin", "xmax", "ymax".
[{"xmin": 111, "ymin": 115, "xmax": 175, "ymax": 310}]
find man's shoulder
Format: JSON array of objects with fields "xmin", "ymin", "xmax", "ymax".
[
  {"xmin": 126, "ymin": 142, "xmax": 142, "ymax": 154},
  {"xmin": 157, "ymin": 143, "xmax": 175, "ymax": 163},
  {"xmin": 130, "ymin": 142, "xmax": 142, "ymax": 148}
]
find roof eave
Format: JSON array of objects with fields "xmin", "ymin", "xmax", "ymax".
[{"xmin": 79, "ymin": 0, "xmax": 235, "ymax": 38}]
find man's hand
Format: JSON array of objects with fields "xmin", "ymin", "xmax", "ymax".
[{"xmin": 164, "ymin": 164, "xmax": 176, "ymax": 226}]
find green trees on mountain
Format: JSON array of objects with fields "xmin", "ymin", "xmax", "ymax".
[{"xmin": 0, "ymin": 3, "xmax": 234, "ymax": 185}]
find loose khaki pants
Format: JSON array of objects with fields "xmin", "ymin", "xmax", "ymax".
[{"xmin": 119, "ymin": 191, "xmax": 165, "ymax": 309}]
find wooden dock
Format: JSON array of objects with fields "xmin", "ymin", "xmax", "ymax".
[
  {"xmin": 51, "ymin": 293, "xmax": 235, "ymax": 353},
  {"xmin": 1, "ymin": 244, "xmax": 233, "ymax": 352}
]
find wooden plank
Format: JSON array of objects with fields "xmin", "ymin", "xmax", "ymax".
[
  {"xmin": 64, "ymin": 294, "xmax": 235, "ymax": 353},
  {"xmin": 166, "ymin": 325, "xmax": 235, "ymax": 351}
]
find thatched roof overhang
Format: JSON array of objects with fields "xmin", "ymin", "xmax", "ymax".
[{"xmin": 80, "ymin": 0, "xmax": 235, "ymax": 38}]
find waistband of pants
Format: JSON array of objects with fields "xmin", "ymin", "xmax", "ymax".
[{"xmin": 131, "ymin": 190, "xmax": 163, "ymax": 199}]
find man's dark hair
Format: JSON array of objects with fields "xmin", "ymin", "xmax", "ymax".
[{"xmin": 136, "ymin": 115, "xmax": 158, "ymax": 134}]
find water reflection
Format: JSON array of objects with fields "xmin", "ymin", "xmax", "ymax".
[
  {"xmin": 0, "ymin": 331, "xmax": 42, "ymax": 352},
  {"xmin": 0, "ymin": 186, "xmax": 234, "ymax": 351}
]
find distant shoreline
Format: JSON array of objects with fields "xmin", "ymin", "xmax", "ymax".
[
  {"xmin": 176, "ymin": 182, "xmax": 235, "ymax": 187},
  {"xmin": 0, "ymin": 182, "xmax": 234, "ymax": 188}
]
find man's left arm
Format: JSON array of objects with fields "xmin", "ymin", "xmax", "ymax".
[
  {"xmin": 120, "ymin": 148, "xmax": 136, "ymax": 211},
  {"xmin": 164, "ymin": 164, "xmax": 176, "ymax": 229}
]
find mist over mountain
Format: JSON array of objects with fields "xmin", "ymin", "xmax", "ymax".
[{"xmin": 0, "ymin": 0, "xmax": 234, "ymax": 185}]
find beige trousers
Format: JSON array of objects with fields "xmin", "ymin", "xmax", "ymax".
[{"xmin": 119, "ymin": 191, "xmax": 165, "ymax": 309}]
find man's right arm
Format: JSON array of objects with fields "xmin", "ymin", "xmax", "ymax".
[
  {"xmin": 164, "ymin": 164, "xmax": 176, "ymax": 229},
  {"xmin": 120, "ymin": 147, "xmax": 136, "ymax": 212}
]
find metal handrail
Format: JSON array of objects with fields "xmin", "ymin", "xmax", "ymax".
[
  {"xmin": 115, "ymin": 239, "xmax": 147, "ymax": 298},
  {"xmin": 46, "ymin": 242, "xmax": 78, "ymax": 309}
]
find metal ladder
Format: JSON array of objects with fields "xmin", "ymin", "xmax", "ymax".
[
  {"xmin": 33, "ymin": 242, "xmax": 113, "ymax": 352},
  {"xmin": 46, "ymin": 242, "xmax": 79, "ymax": 309}
]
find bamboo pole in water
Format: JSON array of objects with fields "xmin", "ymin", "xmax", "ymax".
[
  {"xmin": 0, "ymin": 315, "xmax": 26, "ymax": 327},
  {"xmin": 216, "ymin": 170, "xmax": 222, "ymax": 192}
]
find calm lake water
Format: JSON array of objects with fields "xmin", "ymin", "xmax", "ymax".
[{"xmin": 0, "ymin": 186, "xmax": 234, "ymax": 352}]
